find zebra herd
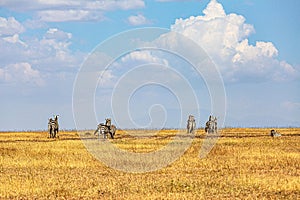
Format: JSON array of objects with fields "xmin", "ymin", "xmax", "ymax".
[
  {"xmin": 47, "ymin": 116, "xmax": 117, "ymax": 139},
  {"xmin": 93, "ymin": 118, "xmax": 117, "ymax": 139},
  {"xmin": 48, "ymin": 114, "xmax": 280, "ymax": 138},
  {"xmin": 187, "ymin": 115, "xmax": 218, "ymax": 134},
  {"xmin": 47, "ymin": 114, "xmax": 216, "ymax": 139},
  {"xmin": 187, "ymin": 115, "xmax": 281, "ymax": 137}
]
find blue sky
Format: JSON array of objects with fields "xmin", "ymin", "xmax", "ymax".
[{"xmin": 0, "ymin": 0, "xmax": 299, "ymax": 130}]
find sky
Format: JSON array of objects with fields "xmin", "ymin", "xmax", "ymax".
[{"xmin": 0, "ymin": 0, "xmax": 299, "ymax": 130}]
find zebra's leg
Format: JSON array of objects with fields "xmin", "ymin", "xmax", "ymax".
[
  {"xmin": 109, "ymin": 131, "xmax": 114, "ymax": 139},
  {"xmin": 102, "ymin": 127, "xmax": 106, "ymax": 139},
  {"xmin": 54, "ymin": 129, "xmax": 58, "ymax": 138},
  {"xmin": 188, "ymin": 126, "xmax": 192, "ymax": 133},
  {"xmin": 49, "ymin": 127, "xmax": 51, "ymax": 138},
  {"xmin": 100, "ymin": 129, "xmax": 103, "ymax": 139}
]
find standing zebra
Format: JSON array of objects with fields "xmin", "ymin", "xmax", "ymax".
[
  {"xmin": 94, "ymin": 118, "xmax": 116, "ymax": 139},
  {"xmin": 48, "ymin": 115, "xmax": 59, "ymax": 138},
  {"xmin": 187, "ymin": 115, "xmax": 196, "ymax": 134},
  {"xmin": 205, "ymin": 115, "xmax": 217, "ymax": 134},
  {"xmin": 270, "ymin": 129, "xmax": 281, "ymax": 137}
]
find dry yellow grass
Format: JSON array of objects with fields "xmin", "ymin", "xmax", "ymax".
[{"xmin": 0, "ymin": 128, "xmax": 299, "ymax": 199}]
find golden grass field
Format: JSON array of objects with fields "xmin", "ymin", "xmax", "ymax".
[{"xmin": 0, "ymin": 128, "xmax": 299, "ymax": 199}]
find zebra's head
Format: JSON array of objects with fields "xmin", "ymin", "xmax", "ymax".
[{"xmin": 105, "ymin": 118, "xmax": 112, "ymax": 126}]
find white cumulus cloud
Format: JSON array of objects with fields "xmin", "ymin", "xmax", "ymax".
[
  {"xmin": 0, "ymin": 17, "xmax": 84, "ymax": 86},
  {"xmin": 44, "ymin": 28, "xmax": 72, "ymax": 41},
  {"xmin": 3, "ymin": 34, "xmax": 27, "ymax": 46},
  {"xmin": 170, "ymin": 0, "xmax": 298, "ymax": 82},
  {"xmin": 127, "ymin": 14, "xmax": 151, "ymax": 26},
  {"xmin": 0, "ymin": 62, "xmax": 44, "ymax": 86},
  {"xmin": 121, "ymin": 50, "xmax": 169, "ymax": 66},
  {"xmin": 0, "ymin": 17, "xmax": 25, "ymax": 36}
]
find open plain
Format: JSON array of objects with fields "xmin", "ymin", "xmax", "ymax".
[{"xmin": 0, "ymin": 128, "xmax": 299, "ymax": 199}]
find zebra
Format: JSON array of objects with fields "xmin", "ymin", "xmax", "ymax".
[
  {"xmin": 187, "ymin": 115, "xmax": 196, "ymax": 134},
  {"xmin": 205, "ymin": 115, "xmax": 217, "ymax": 134},
  {"xmin": 94, "ymin": 118, "xmax": 116, "ymax": 139},
  {"xmin": 48, "ymin": 115, "xmax": 59, "ymax": 138},
  {"xmin": 270, "ymin": 129, "xmax": 281, "ymax": 137}
]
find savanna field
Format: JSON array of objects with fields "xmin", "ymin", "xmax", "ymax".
[{"xmin": 0, "ymin": 128, "xmax": 299, "ymax": 199}]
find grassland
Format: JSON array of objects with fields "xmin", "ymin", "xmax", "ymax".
[{"xmin": 0, "ymin": 128, "xmax": 299, "ymax": 199}]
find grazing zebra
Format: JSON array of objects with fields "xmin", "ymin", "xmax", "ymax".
[
  {"xmin": 205, "ymin": 115, "xmax": 217, "ymax": 134},
  {"xmin": 270, "ymin": 129, "xmax": 281, "ymax": 137},
  {"xmin": 48, "ymin": 115, "xmax": 59, "ymax": 138},
  {"xmin": 187, "ymin": 115, "xmax": 196, "ymax": 134},
  {"xmin": 94, "ymin": 118, "xmax": 116, "ymax": 139}
]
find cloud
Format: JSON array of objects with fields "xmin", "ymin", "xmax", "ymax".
[
  {"xmin": 156, "ymin": 0, "xmax": 193, "ymax": 2},
  {"xmin": 0, "ymin": 17, "xmax": 84, "ymax": 86},
  {"xmin": 232, "ymin": 40, "xmax": 278, "ymax": 63},
  {"xmin": 0, "ymin": 17, "xmax": 25, "ymax": 36},
  {"xmin": 0, "ymin": 0, "xmax": 145, "ymax": 11},
  {"xmin": 44, "ymin": 28, "xmax": 72, "ymax": 41},
  {"xmin": 170, "ymin": 0, "xmax": 298, "ymax": 82},
  {"xmin": 0, "ymin": 0, "xmax": 145, "ymax": 22},
  {"xmin": 94, "ymin": 50, "xmax": 170, "ymax": 88},
  {"xmin": 91, "ymin": 0, "xmax": 145, "ymax": 11},
  {"xmin": 0, "ymin": 62, "xmax": 44, "ymax": 86},
  {"xmin": 127, "ymin": 14, "xmax": 151, "ymax": 26},
  {"xmin": 98, "ymin": 70, "xmax": 116, "ymax": 88},
  {"xmin": 121, "ymin": 50, "xmax": 169, "ymax": 66},
  {"xmin": 23, "ymin": 19, "xmax": 47, "ymax": 29},
  {"xmin": 36, "ymin": 10, "xmax": 105, "ymax": 22},
  {"xmin": 2, "ymin": 34, "xmax": 27, "ymax": 46}
]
